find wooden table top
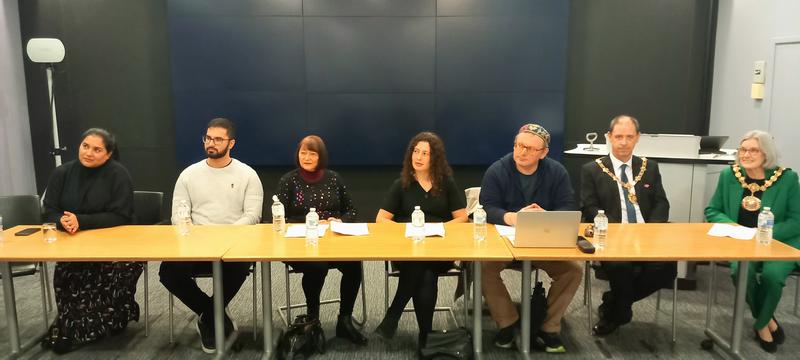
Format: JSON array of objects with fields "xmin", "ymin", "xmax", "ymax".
[
  {"xmin": 508, "ymin": 223, "xmax": 800, "ymax": 261},
  {"xmin": 222, "ymin": 223, "xmax": 514, "ymax": 262},
  {"xmin": 1, "ymin": 225, "xmax": 245, "ymax": 262}
]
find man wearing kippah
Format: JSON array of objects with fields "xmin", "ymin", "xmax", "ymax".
[{"xmin": 479, "ymin": 123, "xmax": 582, "ymax": 353}]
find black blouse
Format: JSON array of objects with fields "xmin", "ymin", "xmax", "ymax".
[
  {"xmin": 42, "ymin": 160, "xmax": 134, "ymax": 231},
  {"xmin": 380, "ymin": 176, "xmax": 466, "ymax": 223},
  {"xmin": 276, "ymin": 169, "xmax": 357, "ymax": 223}
]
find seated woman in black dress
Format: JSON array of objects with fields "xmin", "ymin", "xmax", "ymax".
[
  {"xmin": 276, "ymin": 135, "xmax": 367, "ymax": 345},
  {"xmin": 374, "ymin": 131, "xmax": 468, "ymax": 348},
  {"xmin": 40, "ymin": 128, "xmax": 141, "ymax": 353}
]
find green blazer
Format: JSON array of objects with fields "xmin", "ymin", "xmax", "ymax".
[{"xmin": 705, "ymin": 166, "xmax": 800, "ymax": 266}]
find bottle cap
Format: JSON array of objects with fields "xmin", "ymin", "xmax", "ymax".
[
  {"xmin": 310, "ymin": 208, "xmax": 316, "ymax": 212},
  {"xmin": 598, "ymin": 210, "xmax": 605, "ymax": 214},
  {"xmin": 272, "ymin": 195, "xmax": 279, "ymax": 202},
  {"xmin": 477, "ymin": 205, "xmax": 483, "ymax": 209},
  {"xmin": 415, "ymin": 206, "xmax": 421, "ymax": 210},
  {"xmin": 763, "ymin": 207, "xmax": 771, "ymax": 211}
]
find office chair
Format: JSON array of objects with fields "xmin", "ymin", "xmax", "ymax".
[
  {"xmin": 279, "ymin": 262, "xmax": 368, "ymax": 327},
  {"xmin": 585, "ymin": 261, "xmax": 678, "ymax": 341},
  {"xmin": 0, "ymin": 195, "xmax": 54, "ymax": 332},
  {"xmin": 168, "ymin": 264, "xmax": 259, "ymax": 342},
  {"xmin": 133, "ymin": 190, "xmax": 166, "ymax": 337}
]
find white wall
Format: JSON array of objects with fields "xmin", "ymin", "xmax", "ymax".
[
  {"xmin": 709, "ymin": 0, "xmax": 800, "ymax": 144},
  {"xmin": 0, "ymin": 0, "xmax": 36, "ymax": 196}
]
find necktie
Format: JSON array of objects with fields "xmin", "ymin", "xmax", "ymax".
[{"xmin": 620, "ymin": 164, "xmax": 638, "ymax": 223}]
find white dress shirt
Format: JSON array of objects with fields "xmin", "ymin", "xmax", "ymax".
[{"xmin": 609, "ymin": 154, "xmax": 645, "ymax": 223}]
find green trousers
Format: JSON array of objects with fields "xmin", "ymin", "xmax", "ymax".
[{"xmin": 730, "ymin": 259, "xmax": 799, "ymax": 329}]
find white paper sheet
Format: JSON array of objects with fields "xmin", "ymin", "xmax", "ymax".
[
  {"xmin": 404, "ymin": 223, "xmax": 446, "ymax": 237},
  {"xmin": 329, "ymin": 222, "xmax": 369, "ymax": 236},
  {"xmin": 494, "ymin": 224, "xmax": 516, "ymax": 237},
  {"xmin": 707, "ymin": 223, "xmax": 757, "ymax": 240},
  {"xmin": 284, "ymin": 224, "xmax": 329, "ymax": 238}
]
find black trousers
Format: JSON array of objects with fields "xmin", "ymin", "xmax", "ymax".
[
  {"xmin": 284, "ymin": 261, "xmax": 363, "ymax": 319},
  {"xmin": 600, "ymin": 261, "xmax": 677, "ymax": 324},
  {"xmin": 159, "ymin": 261, "xmax": 251, "ymax": 317},
  {"xmin": 386, "ymin": 261, "xmax": 453, "ymax": 346}
]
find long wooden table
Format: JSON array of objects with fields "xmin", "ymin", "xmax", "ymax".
[
  {"xmin": 0, "ymin": 224, "xmax": 247, "ymax": 359},
  {"xmin": 507, "ymin": 223, "xmax": 800, "ymax": 360},
  {"xmin": 222, "ymin": 222, "xmax": 513, "ymax": 359}
]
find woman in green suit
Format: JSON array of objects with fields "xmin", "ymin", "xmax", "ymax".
[{"xmin": 705, "ymin": 130, "xmax": 800, "ymax": 353}]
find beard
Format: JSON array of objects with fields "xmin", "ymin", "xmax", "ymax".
[{"xmin": 206, "ymin": 146, "xmax": 228, "ymax": 159}]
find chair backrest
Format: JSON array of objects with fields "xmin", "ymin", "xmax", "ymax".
[
  {"xmin": 0, "ymin": 195, "xmax": 42, "ymax": 227},
  {"xmin": 464, "ymin": 187, "xmax": 481, "ymax": 215},
  {"xmin": 133, "ymin": 191, "xmax": 164, "ymax": 225}
]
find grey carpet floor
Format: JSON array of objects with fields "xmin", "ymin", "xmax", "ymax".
[{"xmin": 1, "ymin": 261, "xmax": 799, "ymax": 359}]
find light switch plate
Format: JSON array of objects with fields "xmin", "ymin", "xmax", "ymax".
[{"xmin": 753, "ymin": 60, "xmax": 766, "ymax": 84}]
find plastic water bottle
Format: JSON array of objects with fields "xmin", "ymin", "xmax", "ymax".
[
  {"xmin": 411, "ymin": 206, "xmax": 425, "ymax": 243},
  {"xmin": 177, "ymin": 200, "xmax": 191, "ymax": 236},
  {"xmin": 271, "ymin": 195, "xmax": 286, "ymax": 235},
  {"xmin": 594, "ymin": 210, "xmax": 608, "ymax": 250},
  {"xmin": 757, "ymin": 207, "xmax": 774, "ymax": 246},
  {"xmin": 306, "ymin": 208, "xmax": 319, "ymax": 246},
  {"xmin": 473, "ymin": 205, "xmax": 487, "ymax": 242},
  {"xmin": 0, "ymin": 215, "xmax": 4, "ymax": 242}
]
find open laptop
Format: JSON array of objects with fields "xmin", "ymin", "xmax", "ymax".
[
  {"xmin": 699, "ymin": 135, "xmax": 729, "ymax": 154},
  {"xmin": 513, "ymin": 211, "xmax": 581, "ymax": 248}
]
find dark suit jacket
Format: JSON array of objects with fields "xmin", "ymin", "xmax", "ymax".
[{"xmin": 580, "ymin": 155, "xmax": 669, "ymax": 223}]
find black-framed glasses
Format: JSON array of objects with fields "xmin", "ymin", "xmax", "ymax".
[{"xmin": 202, "ymin": 135, "xmax": 231, "ymax": 145}]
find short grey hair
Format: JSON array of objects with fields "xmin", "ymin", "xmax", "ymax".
[
  {"xmin": 608, "ymin": 114, "xmax": 640, "ymax": 134},
  {"xmin": 739, "ymin": 130, "xmax": 779, "ymax": 169}
]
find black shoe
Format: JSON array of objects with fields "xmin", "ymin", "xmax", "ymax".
[
  {"xmin": 375, "ymin": 315, "xmax": 399, "ymax": 340},
  {"xmin": 536, "ymin": 331, "xmax": 566, "ymax": 353},
  {"xmin": 597, "ymin": 303, "xmax": 609, "ymax": 320},
  {"xmin": 337, "ymin": 315, "xmax": 367, "ymax": 346},
  {"xmin": 592, "ymin": 318, "xmax": 620, "ymax": 336},
  {"xmin": 493, "ymin": 320, "xmax": 519, "ymax": 349},
  {"xmin": 197, "ymin": 314, "xmax": 216, "ymax": 354},
  {"xmin": 754, "ymin": 329, "xmax": 777, "ymax": 353},
  {"xmin": 772, "ymin": 317, "xmax": 785, "ymax": 345}
]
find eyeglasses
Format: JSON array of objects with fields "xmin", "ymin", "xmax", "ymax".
[
  {"xmin": 514, "ymin": 142, "xmax": 545, "ymax": 153},
  {"xmin": 202, "ymin": 136, "xmax": 231, "ymax": 145},
  {"xmin": 737, "ymin": 147, "xmax": 762, "ymax": 155}
]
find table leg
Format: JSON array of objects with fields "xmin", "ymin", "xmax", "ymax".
[
  {"xmin": 472, "ymin": 261, "xmax": 482, "ymax": 359},
  {"xmin": 261, "ymin": 261, "xmax": 275, "ymax": 359},
  {"xmin": 212, "ymin": 261, "xmax": 225, "ymax": 357},
  {"xmin": 703, "ymin": 261, "xmax": 748, "ymax": 360},
  {"xmin": 519, "ymin": 261, "xmax": 532, "ymax": 358},
  {"xmin": 2, "ymin": 261, "xmax": 21, "ymax": 355}
]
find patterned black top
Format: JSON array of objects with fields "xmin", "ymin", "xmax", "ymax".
[{"xmin": 276, "ymin": 169, "xmax": 357, "ymax": 223}]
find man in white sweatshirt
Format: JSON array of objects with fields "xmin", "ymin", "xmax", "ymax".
[{"xmin": 159, "ymin": 117, "xmax": 263, "ymax": 353}]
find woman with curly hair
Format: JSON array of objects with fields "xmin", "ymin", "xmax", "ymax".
[{"xmin": 374, "ymin": 131, "xmax": 467, "ymax": 350}]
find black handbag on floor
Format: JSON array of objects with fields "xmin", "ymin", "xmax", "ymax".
[
  {"xmin": 419, "ymin": 328, "xmax": 473, "ymax": 360},
  {"xmin": 277, "ymin": 314, "xmax": 326, "ymax": 360}
]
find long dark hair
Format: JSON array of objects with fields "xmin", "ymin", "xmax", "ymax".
[
  {"xmin": 400, "ymin": 131, "xmax": 452, "ymax": 196},
  {"xmin": 80, "ymin": 127, "xmax": 119, "ymax": 160}
]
